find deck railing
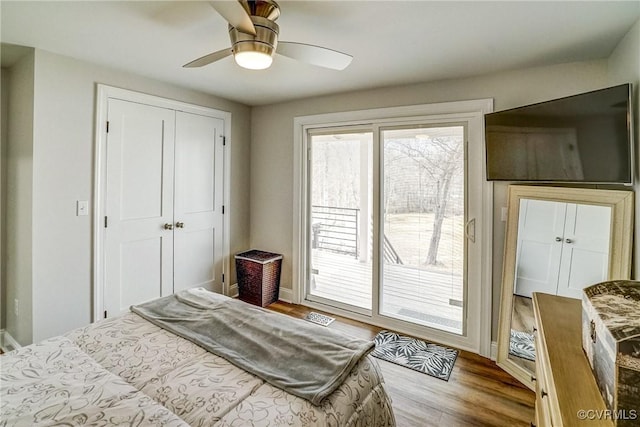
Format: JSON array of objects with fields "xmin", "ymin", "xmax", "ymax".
[
  {"xmin": 384, "ymin": 234, "xmax": 403, "ymax": 265},
  {"xmin": 311, "ymin": 205, "xmax": 403, "ymax": 264},
  {"xmin": 312, "ymin": 205, "xmax": 359, "ymax": 257}
]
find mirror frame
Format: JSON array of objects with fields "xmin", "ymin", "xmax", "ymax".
[{"xmin": 496, "ymin": 185, "xmax": 634, "ymax": 390}]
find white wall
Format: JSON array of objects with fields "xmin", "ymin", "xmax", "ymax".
[
  {"xmin": 5, "ymin": 48, "xmax": 252, "ymax": 344},
  {"xmin": 0, "ymin": 69, "xmax": 7, "ymax": 331},
  {"xmin": 4, "ymin": 51, "xmax": 35, "ymax": 345},
  {"xmin": 608, "ymin": 19, "xmax": 640, "ymax": 277},
  {"xmin": 251, "ymin": 59, "xmax": 611, "ymax": 340}
]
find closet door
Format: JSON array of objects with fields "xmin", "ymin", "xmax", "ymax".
[
  {"xmin": 173, "ymin": 112, "xmax": 225, "ymax": 293},
  {"xmin": 514, "ymin": 199, "xmax": 566, "ymax": 298},
  {"xmin": 104, "ymin": 99, "xmax": 175, "ymax": 315},
  {"xmin": 556, "ymin": 203, "xmax": 611, "ymax": 299}
]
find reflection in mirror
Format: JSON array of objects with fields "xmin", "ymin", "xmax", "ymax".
[
  {"xmin": 497, "ymin": 185, "xmax": 634, "ymax": 391},
  {"xmin": 514, "ymin": 199, "xmax": 611, "ymax": 299},
  {"xmin": 508, "ymin": 295, "xmax": 535, "ymax": 372},
  {"xmin": 508, "ymin": 198, "xmax": 613, "ymax": 370}
]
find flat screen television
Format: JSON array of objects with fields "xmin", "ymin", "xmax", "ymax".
[{"xmin": 485, "ymin": 84, "xmax": 633, "ymax": 184}]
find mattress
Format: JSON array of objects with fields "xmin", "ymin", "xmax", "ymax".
[{"xmin": 1, "ymin": 309, "xmax": 395, "ymax": 426}]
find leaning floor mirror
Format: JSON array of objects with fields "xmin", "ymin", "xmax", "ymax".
[{"xmin": 496, "ymin": 185, "xmax": 634, "ymax": 390}]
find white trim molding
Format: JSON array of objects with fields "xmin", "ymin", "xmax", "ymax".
[
  {"xmin": 229, "ymin": 283, "xmax": 239, "ymax": 298},
  {"xmin": 93, "ymin": 84, "xmax": 232, "ymax": 322},
  {"xmin": 491, "ymin": 341, "xmax": 498, "ymax": 361},
  {"xmin": 278, "ymin": 287, "xmax": 293, "ymax": 303},
  {"xmin": 293, "ymin": 99, "xmax": 494, "ymax": 357},
  {"xmin": 231, "ymin": 283, "xmax": 293, "ymax": 303}
]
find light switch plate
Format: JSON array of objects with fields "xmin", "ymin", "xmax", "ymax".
[{"xmin": 77, "ymin": 200, "xmax": 89, "ymax": 216}]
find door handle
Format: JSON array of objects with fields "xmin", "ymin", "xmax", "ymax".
[
  {"xmin": 555, "ymin": 236, "xmax": 562, "ymax": 242},
  {"xmin": 465, "ymin": 218, "xmax": 476, "ymax": 243},
  {"xmin": 175, "ymin": 222, "xmax": 184, "ymax": 228},
  {"xmin": 164, "ymin": 223, "xmax": 173, "ymax": 230},
  {"xmin": 565, "ymin": 238, "xmax": 573, "ymax": 244}
]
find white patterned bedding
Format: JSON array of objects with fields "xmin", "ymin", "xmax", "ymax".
[
  {"xmin": 0, "ymin": 335, "xmax": 188, "ymax": 426},
  {"xmin": 1, "ymin": 312, "xmax": 395, "ymax": 426}
]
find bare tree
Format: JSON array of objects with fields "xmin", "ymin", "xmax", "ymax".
[{"xmin": 386, "ymin": 136, "xmax": 463, "ymax": 265}]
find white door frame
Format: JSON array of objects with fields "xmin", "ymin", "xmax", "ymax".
[
  {"xmin": 93, "ymin": 84, "xmax": 231, "ymax": 322},
  {"xmin": 293, "ymin": 99, "xmax": 494, "ymax": 356}
]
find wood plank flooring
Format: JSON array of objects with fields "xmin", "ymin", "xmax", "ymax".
[{"xmin": 268, "ymin": 301, "xmax": 535, "ymax": 427}]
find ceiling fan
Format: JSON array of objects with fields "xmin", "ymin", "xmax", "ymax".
[{"xmin": 183, "ymin": 0, "xmax": 353, "ymax": 71}]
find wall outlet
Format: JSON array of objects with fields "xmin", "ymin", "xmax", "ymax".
[{"xmin": 14, "ymin": 298, "xmax": 19, "ymax": 317}]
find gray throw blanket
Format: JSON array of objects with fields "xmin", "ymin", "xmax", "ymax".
[{"xmin": 131, "ymin": 288, "xmax": 374, "ymax": 405}]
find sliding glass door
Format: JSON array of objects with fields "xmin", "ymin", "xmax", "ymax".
[
  {"xmin": 380, "ymin": 126, "xmax": 465, "ymax": 334},
  {"xmin": 298, "ymin": 101, "xmax": 494, "ymax": 354},
  {"xmin": 306, "ymin": 124, "xmax": 468, "ymax": 335},
  {"xmin": 307, "ymin": 129, "xmax": 373, "ymax": 313}
]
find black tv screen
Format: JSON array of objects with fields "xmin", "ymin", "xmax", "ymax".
[{"xmin": 485, "ymin": 84, "xmax": 633, "ymax": 184}]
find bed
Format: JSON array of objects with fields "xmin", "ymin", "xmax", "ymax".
[{"xmin": 0, "ymin": 289, "xmax": 395, "ymax": 426}]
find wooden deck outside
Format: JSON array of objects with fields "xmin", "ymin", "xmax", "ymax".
[{"xmin": 310, "ymin": 249, "xmax": 464, "ymax": 333}]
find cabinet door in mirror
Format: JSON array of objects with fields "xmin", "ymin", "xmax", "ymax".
[{"xmin": 514, "ymin": 199, "xmax": 611, "ymax": 299}]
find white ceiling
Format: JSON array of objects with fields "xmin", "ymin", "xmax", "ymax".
[{"xmin": 1, "ymin": 1, "xmax": 639, "ymax": 106}]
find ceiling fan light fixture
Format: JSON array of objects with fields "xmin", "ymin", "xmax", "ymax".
[
  {"xmin": 229, "ymin": 15, "xmax": 279, "ymax": 70},
  {"xmin": 234, "ymin": 50, "xmax": 273, "ymax": 70},
  {"xmin": 185, "ymin": 1, "xmax": 353, "ymax": 71}
]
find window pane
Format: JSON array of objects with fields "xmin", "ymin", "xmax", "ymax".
[
  {"xmin": 308, "ymin": 131, "xmax": 373, "ymax": 310},
  {"xmin": 381, "ymin": 126, "xmax": 465, "ymax": 334}
]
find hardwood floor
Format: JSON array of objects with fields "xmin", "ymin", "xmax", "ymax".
[{"xmin": 267, "ymin": 301, "xmax": 535, "ymax": 427}]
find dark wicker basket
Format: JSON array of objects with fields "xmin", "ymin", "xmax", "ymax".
[{"xmin": 235, "ymin": 250, "xmax": 282, "ymax": 307}]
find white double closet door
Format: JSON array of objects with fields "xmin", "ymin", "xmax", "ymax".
[
  {"xmin": 104, "ymin": 99, "xmax": 224, "ymax": 316},
  {"xmin": 514, "ymin": 199, "xmax": 611, "ymax": 299}
]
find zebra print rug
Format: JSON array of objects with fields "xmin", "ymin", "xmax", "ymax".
[
  {"xmin": 509, "ymin": 329, "xmax": 536, "ymax": 361},
  {"xmin": 372, "ymin": 330, "xmax": 458, "ymax": 381}
]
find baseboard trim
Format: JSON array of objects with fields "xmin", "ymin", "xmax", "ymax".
[
  {"xmin": 229, "ymin": 283, "xmax": 239, "ymax": 298},
  {"xmin": 490, "ymin": 340, "xmax": 497, "ymax": 361},
  {"xmin": 231, "ymin": 284, "xmax": 292, "ymax": 303},
  {"xmin": 278, "ymin": 287, "xmax": 293, "ymax": 303},
  {"xmin": 0, "ymin": 329, "xmax": 21, "ymax": 353}
]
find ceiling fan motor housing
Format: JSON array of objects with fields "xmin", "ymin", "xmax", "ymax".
[
  {"xmin": 239, "ymin": 0, "xmax": 280, "ymax": 21},
  {"xmin": 229, "ymin": 16, "xmax": 279, "ymax": 58}
]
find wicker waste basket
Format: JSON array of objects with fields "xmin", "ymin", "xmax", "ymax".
[{"xmin": 235, "ymin": 250, "xmax": 283, "ymax": 307}]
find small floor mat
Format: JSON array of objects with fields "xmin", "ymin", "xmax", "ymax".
[
  {"xmin": 372, "ymin": 330, "xmax": 459, "ymax": 381},
  {"xmin": 304, "ymin": 312, "xmax": 335, "ymax": 326}
]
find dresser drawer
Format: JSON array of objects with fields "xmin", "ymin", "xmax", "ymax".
[
  {"xmin": 532, "ymin": 293, "xmax": 613, "ymax": 427},
  {"xmin": 534, "ymin": 320, "xmax": 554, "ymax": 426}
]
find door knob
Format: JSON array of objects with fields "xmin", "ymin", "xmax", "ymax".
[
  {"xmin": 555, "ymin": 237, "xmax": 562, "ymax": 242},
  {"xmin": 176, "ymin": 222, "xmax": 184, "ymax": 228},
  {"xmin": 164, "ymin": 223, "xmax": 173, "ymax": 230},
  {"xmin": 565, "ymin": 238, "xmax": 573, "ymax": 243}
]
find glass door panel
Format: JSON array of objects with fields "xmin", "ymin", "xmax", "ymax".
[
  {"xmin": 381, "ymin": 126, "xmax": 465, "ymax": 334},
  {"xmin": 308, "ymin": 131, "xmax": 373, "ymax": 311}
]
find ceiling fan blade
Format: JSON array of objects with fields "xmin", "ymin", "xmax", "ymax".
[
  {"xmin": 209, "ymin": 1, "xmax": 256, "ymax": 35},
  {"xmin": 183, "ymin": 48, "xmax": 233, "ymax": 68},
  {"xmin": 277, "ymin": 42, "xmax": 353, "ymax": 70}
]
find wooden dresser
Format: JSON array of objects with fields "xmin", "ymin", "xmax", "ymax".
[{"xmin": 532, "ymin": 293, "xmax": 613, "ymax": 427}]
